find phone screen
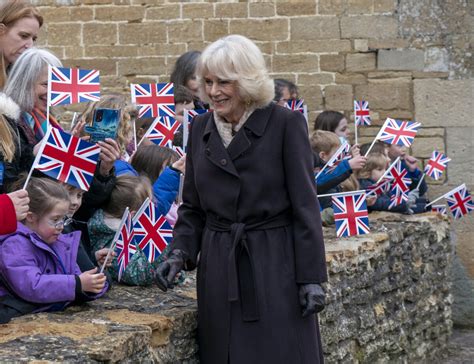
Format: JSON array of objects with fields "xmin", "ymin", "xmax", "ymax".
[{"xmin": 85, "ymin": 108, "xmax": 120, "ymax": 143}]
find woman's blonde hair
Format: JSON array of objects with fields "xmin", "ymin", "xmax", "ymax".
[
  {"xmin": 0, "ymin": 114, "xmax": 15, "ymax": 162},
  {"xmin": 104, "ymin": 175, "xmax": 152, "ymax": 219},
  {"xmin": 309, "ymin": 130, "xmax": 340, "ymax": 154},
  {"xmin": 197, "ymin": 34, "xmax": 274, "ymax": 109},
  {"xmin": 80, "ymin": 94, "xmax": 137, "ymax": 154},
  {"xmin": 357, "ymin": 152, "xmax": 387, "ymax": 180},
  {"xmin": 0, "ymin": 0, "xmax": 43, "ymax": 89}
]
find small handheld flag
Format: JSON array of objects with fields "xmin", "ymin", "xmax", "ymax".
[
  {"xmin": 424, "ymin": 151, "xmax": 451, "ymax": 180},
  {"xmin": 131, "ymin": 83, "xmax": 175, "ymax": 118},
  {"xmin": 446, "ymin": 184, "xmax": 474, "ymax": 219},
  {"xmin": 49, "ymin": 66, "xmax": 100, "ymax": 106},
  {"xmin": 114, "ymin": 208, "xmax": 135, "ymax": 281},
  {"xmin": 139, "ymin": 116, "xmax": 180, "ymax": 148},
  {"xmin": 315, "ymin": 142, "xmax": 350, "ymax": 182},
  {"xmin": 378, "ymin": 118, "xmax": 420, "ymax": 147},
  {"xmin": 386, "ymin": 159, "xmax": 411, "ymax": 195},
  {"xmin": 354, "ymin": 100, "xmax": 371, "ymax": 127},
  {"xmin": 431, "ymin": 205, "xmax": 447, "ymax": 216},
  {"xmin": 332, "ymin": 191, "xmax": 370, "ymax": 238}
]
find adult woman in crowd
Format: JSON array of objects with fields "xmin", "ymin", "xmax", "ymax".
[
  {"xmin": 156, "ymin": 35, "xmax": 327, "ymax": 363},
  {"xmin": 0, "ymin": 0, "xmax": 43, "ymax": 89},
  {"xmin": 4, "ymin": 47, "xmax": 62, "ymax": 146},
  {"xmin": 170, "ymin": 50, "xmax": 208, "ymax": 110}
]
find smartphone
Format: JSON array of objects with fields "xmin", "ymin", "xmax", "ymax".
[{"xmin": 84, "ymin": 108, "xmax": 120, "ymax": 144}]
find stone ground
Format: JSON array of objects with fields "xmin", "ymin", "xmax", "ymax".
[{"xmin": 439, "ymin": 328, "xmax": 474, "ymax": 363}]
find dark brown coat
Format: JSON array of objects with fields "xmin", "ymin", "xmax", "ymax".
[{"xmin": 172, "ymin": 103, "xmax": 328, "ymax": 364}]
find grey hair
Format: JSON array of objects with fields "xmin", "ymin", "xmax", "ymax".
[
  {"xmin": 4, "ymin": 47, "xmax": 62, "ymax": 112},
  {"xmin": 197, "ymin": 34, "xmax": 274, "ymax": 109}
]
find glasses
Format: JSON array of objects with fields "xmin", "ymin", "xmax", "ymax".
[{"xmin": 47, "ymin": 216, "xmax": 73, "ymax": 229}]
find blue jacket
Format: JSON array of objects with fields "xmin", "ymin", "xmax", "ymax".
[
  {"xmin": 359, "ymin": 178, "xmax": 409, "ymax": 213},
  {"xmin": 316, "ymin": 159, "xmax": 353, "ymax": 209},
  {"xmin": 401, "ymin": 160, "xmax": 428, "ymax": 196}
]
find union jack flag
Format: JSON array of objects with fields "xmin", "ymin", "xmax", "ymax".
[
  {"xmin": 49, "ymin": 66, "xmax": 100, "ymax": 106},
  {"xmin": 431, "ymin": 204, "xmax": 447, "ymax": 216},
  {"xmin": 446, "ymin": 184, "xmax": 474, "ymax": 219},
  {"xmin": 386, "ymin": 159, "xmax": 411, "ymax": 195},
  {"xmin": 285, "ymin": 99, "xmax": 305, "ymax": 113},
  {"xmin": 354, "ymin": 100, "xmax": 371, "ymax": 126},
  {"xmin": 424, "ymin": 150, "xmax": 451, "ymax": 180},
  {"xmin": 388, "ymin": 189, "xmax": 409, "ymax": 209},
  {"xmin": 185, "ymin": 109, "xmax": 208, "ymax": 123},
  {"xmin": 173, "ymin": 145, "xmax": 185, "ymax": 158},
  {"xmin": 366, "ymin": 177, "xmax": 392, "ymax": 196},
  {"xmin": 326, "ymin": 142, "xmax": 350, "ymax": 173},
  {"xmin": 332, "ymin": 192, "xmax": 370, "ymax": 237},
  {"xmin": 33, "ymin": 127, "xmax": 100, "ymax": 191},
  {"xmin": 132, "ymin": 200, "xmax": 173, "ymax": 263},
  {"xmin": 114, "ymin": 208, "xmax": 135, "ymax": 282},
  {"xmin": 378, "ymin": 118, "xmax": 420, "ymax": 147},
  {"xmin": 131, "ymin": 83, "xmax": 175, "ymax": 118},
  {"xmin": 142, "ymin": 116, "xmax": 180, "ymax": 148}
]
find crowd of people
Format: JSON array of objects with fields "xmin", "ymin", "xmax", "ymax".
[{"xmin": 0, "ymin": 1, "xmax": 432, "ymax": 362}]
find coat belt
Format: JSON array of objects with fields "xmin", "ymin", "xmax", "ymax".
[{"xmin": 205, "ymin": 211, "xmax": 291, "ymax": 322}]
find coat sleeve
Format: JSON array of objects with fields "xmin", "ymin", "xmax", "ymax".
[
  {"xmin": 0, "ymin": 194, "xmax": 17, "ymax": 235},
  {"xmin": 153, "ymin": 167, "xmax": 180, "ymax": 216},
  {"xmin": 316, "ymin": 159, "xmax": 353, "ymax": 194},
  {"xmin": 282, "ymin": 112, "xmax": 328, "ymax": 284},
  {"xmin": 170, "ymin": 119, "xmax": 206, "ymax": 270},
  {"xmin": 0, "ymin": 237, "xmax": 77, "ymax": 304}
]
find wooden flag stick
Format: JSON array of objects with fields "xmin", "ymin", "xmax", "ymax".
[
  {"xmin": 425, "ymin": 184, "xmax": 466, "ymax": 208},
  {"xmin": 315, "ymin": 142, "xmax": 349, "ymax": 180},
  {"xmin": 363, "ymin": 118, "xmax": 388, "ymax": 157},
  {"xmin": 133, "ymin": 118, "xmax": 137, "ymax": 152},
  {"xmin": 22, "ymin": 126, "xmax": 52, "ymax": 190},
  {"xmin": 317, "ymin": 189, "xmax": 367, "ymax": 199},
  {"xmin": 177, "ymin": 173, "xmax": 185, "ymax": 205},
  {"xmin": 415, "ymin": 173, "xmax": 426, "ymax": 191},
  {"xmin": 100, "ymin": 207, "xmax": 129, "ymax": 273}
]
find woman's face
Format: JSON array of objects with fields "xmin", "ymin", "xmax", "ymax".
[
  {"xmin": 0, "ymin": 17, "xmax": 39, "ymax": 65},
  {"xmin": 334, "ymin": 118, "xmax": 349, "ymax": 139},
  {"xmin": 186, "ymin": 75, "xmax": 199, "ymax": 97},
  {"xmin": 204, "ymin": 73, "xmax": 245, "ymax": 124},
  {"xmin": 34, "ymin": 67, "xmax": 48, "ymax": 113}
]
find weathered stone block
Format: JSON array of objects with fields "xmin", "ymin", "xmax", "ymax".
[
  {"xmin": 229, "ymin": 19, "xmax": 288, "ymax": 41},
  {"xmin": 146, "ymin": 5, "xmax": 180, "ymax": 20},
  {"xmin": 318, "ymin": 0, "xmax": 344, "ymax": 15},
  {"xmin": 273, "ymin": 54, "xmax": 319, "ymax": 73},
  {"xmin": 204, "ymin": 20, "xmax": 228, "ymax": 42},
  {"xmin": 119, "ymin": 23, "xmax": 166, "ymax": 45},
  {"xmin": 290, "ymin": 16, "xmax": 340, "ymax": 40},
  {"xmin": 424, "ymin": 47, "xmax": 450, "ymax": 72},
  {"xmin": 276, "ymin": 2, "xmax": 316, "ymax": 16},
  {"xmin": 368, "ymin": 38, "xmax": 410, "ymax": 49},
  {"xmin": 139, "ymin": 43, "xmax": 187, "ymax": 57},
  {"xmin": 320, "ymin": 54, "xmax": 345, "ymax": 72},
  {"xmin": 446, "ymin": 127, "xmax": 474, "ymax": 186},
  {"xmin": 249, "ymin": 2, "xmax": 275, "ymax": 17},
  {"xmin": 118, "ymin": 57, "xmax": 166, "ymax": 76},
  {"xmin": 47, "ymin": 23, "xmax": 81, "ymax": 46},
  {"xmin": 411, "ymin": 137, "xmax": 445, "ymax": 158},
  {"xmin": 354, "ymin": 39, "xmax": 369, "ymax": 52},
  {"xmin": 64, "ymin": 59, "xmax": 117, "ymax": 76},
  {"xmin": 346, "ymin": 53, "xmax": 376, "ymax": 72},
  {"xmin": 182, "ymin": 3, "xmax": 214, "ymax": 19},
  {"xmin": 85, "ymin": 45, "xmax": 137, "ymax": 58},
  {"xmin": 298, "ymin": 73, "xmax": 334, "ymax": 86},
  {"xmin": 355, "ymin": 79, "xmax": 412, "ymax": 110},
  {"xmin": 276, "ymin": 40, "xmax": 351, "ymax": 54},
  {"xmin": 83, "ymin": 23, "xmax": 117, "ymax": 45},
  {"xmin": 168, "ymin": 21, "xmax": 203, "ymax": 43},
  {"xmin": 215, "ymin": 3, "xmax": 248, "ymax": 18},
  {"xmin": 341, "ymin": 16, "xmax": 398, "ymax": 39},
  {"xmin": 325, "ymin": 84, "xmax": 353, "ymax": 110},
  {"xmin": 378, "ymin": 49, "xmax": 425, "ymax": 71},
  {"xmin": 368, "ymin": 71, "xmax": 412, "ymax": 79},
  {"xmin": 95, "ymin": 5, "xmax": 144, "ymax": 21},
  {"xmin": 335, "ymin": 73, "xmax": 368, "ymax": 85},
  {"xmin": 414, "ymin": 79, "xmax": 473, "ymax": 127},
  {"xmin": 298, "ymin": 85, "xmax": 324, "ymax": 110},
  {"xmin": 374, "ymin": 0, "xmax": 397, "ymax": 13},
  {"xmin": 347, "ymin": 0, "xmax": 375, "ymax": 14}
]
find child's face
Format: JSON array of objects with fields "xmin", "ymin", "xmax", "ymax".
[
  {"xmin": 370, "ymin": 166, "xmax": 386, "ymax": 182},
  {"xmin": 66, "ymin": 186, "xmax": 84, "ymax": 216},
  {"xmin": 319, "ymin": 146, "xmax": 340, "ymax": 163},
  {"xmin": 388, "ymin": 144, "xmax": 406, "ymax": 160},
  {"xmin": 27, "ymin": 200, "xmax": 70, "ymax": 244},
  {"xmin": 174, "ymin": 101, "xmax": 195, "ymax": 123},
  {"xmin": 334, "ymin": 118, "xmax": 349, "ymax": 139}
]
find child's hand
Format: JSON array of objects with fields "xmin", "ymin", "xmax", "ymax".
[
  {"xmin": 95, "ymin": 248, "xmax": 114, "ymax": 267},
  {"xmin": 70, "ymin": 118, "xmax": 87, "ymax": 138},
  {"xmin": 366, "ymin": 195, "xmax": 377, "ymax": 206},
  {"xmin": 98, "ymin": 139, "xmax": 121, "ymax": 176},
  {"xmin": 172, "ymin": 155, "xmax": 186, "ymax": 174},
  {"xmin": 348, "ymin": 155, "xmax": 367, "ymax": 171},
  {"xmin": 403, "ymin": 155, "xmax": 418, "ymax": 172},
  {"xmin": 7, "ymin": 190, "xmax": 30, "ymax": 221},
  {"xmin": 350, "ymin": 144, "xmax": 360, "ymax": 157},
  {"xmin": 79, "ymin": 268, "xmax": 106, "ymax": 294}
]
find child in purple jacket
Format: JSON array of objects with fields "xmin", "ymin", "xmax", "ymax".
[{"xmin": 0, "ymin": 177, "xmax": 108, "ymax": 323}]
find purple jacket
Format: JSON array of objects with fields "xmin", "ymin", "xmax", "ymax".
[{"xmin": 0, "ymin": 223, "xmax": 107, "ymax": 311}]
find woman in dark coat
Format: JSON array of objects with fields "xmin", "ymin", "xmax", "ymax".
[{"xmin": 157, "ymin": 35, "xmax": 328, "ymax": 364}]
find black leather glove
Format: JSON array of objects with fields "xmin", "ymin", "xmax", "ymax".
[
  {"xmin": 299, "ymin": 283, "xmax": 326, "ymax": 317},
  {"xmin": 155, "ymin": 249, "xmax": 185, "ymax": 292}
]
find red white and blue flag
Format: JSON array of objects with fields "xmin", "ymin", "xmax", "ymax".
[
  {"xmin": 115, "ymin": 208, "xmax": 135, "ymax": 282},
  {"xmin": 378, "ymin": 118, "xmax": 420, "ymax": 147},
  {"xmin": 185, "ymin": 109, "xmax": 208, "ymax": 123},
  {"xmin": 132, "ymin": 200, "xmax": 173, "ymax": 263},
  {"xmin": 388, "ymin": 189, "xmax": 409, "ymax": 209},
  {"xmin": 49, "ymin": 66, "xmax": 100, "ymax": 106},
  {"xmin": 326, "ymin": 142, "xmax": 350, "ymax": 173},
  {"xmin": 285, "ymin": 99, "xmax": 305, "ymax": 113},
  {"xmin": 332, "ymin": 192, "xmax": 370, "ymax": 237},
  {"xmin": 131, "ymin": 83, "xmax": 175, "ymax": 118},
  {"xmin": 446, "ymin": 184, "xmax": 474, "ymax": 219},
  {"xmin": 431, "ymin": 204, "xmax": 447, "ymax": 216},
  {"xmin": 33, "ymin": 127, "xmax": 100, "ymax": 191},
  {"xmin": 386, "ymin": 159, "xmax": 411, "ymax": 195},
  {"xmin": 424, "ymin": 150, "xmax": 450, "ymax": 180},
  {"xmin": 366, "ymin": 177, "xmax": 392, "ymax": 196},
  {"xmin": 354, "ymin": 100, "xmax": 371, "ymax": 126},
  {"xmin": 141, "ymin": 116, "xmax": 180, "ymax": 148}
]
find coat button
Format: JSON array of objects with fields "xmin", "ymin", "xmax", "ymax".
[
  {"xmin": 205, "ymin": 148, "xmax": 211, "ymax": 156},
  {"xmin": 220, "ymin": 158, "xmax": 227, "ymax": 166}
]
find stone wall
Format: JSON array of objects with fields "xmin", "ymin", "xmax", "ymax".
[
  {"xmin": 0, "ymin": 213, "xmax": 453, "ymax": 363},
  {"xmin": 31, "ymin": 0, "xmax": 473, "ymax": 323}
]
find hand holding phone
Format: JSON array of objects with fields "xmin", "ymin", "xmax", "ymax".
[{"xmin": 84, "ymin": 108, "xmax": 120, "ymax": 144}]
